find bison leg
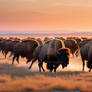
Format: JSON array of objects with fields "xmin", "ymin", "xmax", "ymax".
[
  {"xmin": 41, "ymin": 64, "xmax": 45, "ymax": 72},
  {"xmin": 53, "ymin": 66, "xmax": 56, "ymax": 72},
  {"xmin": 4, "ymin": 52, "xmax": 7, "ymax": 59},
  {"xmin": 82, "ymin": 59, "xmax": 85, "ymax": 71},
  {"xmin": 16, "ymin": 56, "xmax": 19, "ymax": 64},
  {"xmin": 4, "ymin": 53, "xmax": 7, "ymax": 59},
  {"xmin": 38, "ymin": 58, "xmax": 45, "ymax": 72},
  {"xmin": 38, "ymin": 62, "xmax": 45, "ymax": 72},
  {"xmin": 26, "ymin": 58, "xmax": 32, "ymax": 64},
  {"xmin": 2, "ymin": 50, "xmax": 5, "ymax": 55},
  {"xmin": 38, "ymin": 62, "xmax": 42, "ymax": 72},
  {"xmin": 54, "ymin": 64, "xmax": 59, "ymax": 72},
  {"xmin": 29, "ymin": 61, "xmax": 34, "ymax": 69},
  {"xmin": 12, "ymin": 55, "xmax": 16, "ymax": 64},
  {"xmin": 28, "ymin": 57, "xmax": 37, "ymax": 69},
  {"xmin": 47, "ymin": 63, "xmax": 53, "ymax": 72},
  {"xmin": 50, "ymin": 69, "xmax": 53, "ymax": 72},
  {"xmin": 4, "ymin": 50, "xmax": 9, "ymax": 59},
  {"xmin": 89, "ymin": 68, "xmax": 91, "ymax": 72}
]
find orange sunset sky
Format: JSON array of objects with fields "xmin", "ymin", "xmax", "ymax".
[{"xmin": 0, "ymin": 0, "xmax": 92, "ymax": 32}]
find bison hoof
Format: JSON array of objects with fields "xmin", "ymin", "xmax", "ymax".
[
  {"xmin": 89, "ymin": 69, "xmax": 91, "ymax": 72},
  {"xmin": 43, "ymin": 70, "xmax": 45, "ymax": 72}
]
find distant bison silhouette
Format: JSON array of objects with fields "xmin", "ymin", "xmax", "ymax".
[
  {"xmin": 64, "ymin": 39, "xmax": 79, "ymax": 57},
  {"xmin": 11, "ymin": 39, "xmax": 39, "ymax": 64}
]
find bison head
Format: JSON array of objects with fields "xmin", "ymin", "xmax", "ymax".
[{"xmin": 57, "ymin": 48, "xmax": 70, "ymax": 68}]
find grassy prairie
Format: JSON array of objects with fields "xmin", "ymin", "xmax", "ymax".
[{"xmin": 0, "ymin": 53, "xmax": 92, "ymax": 92}]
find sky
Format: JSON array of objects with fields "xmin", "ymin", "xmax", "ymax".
[{"xmin": 0, "ymin": 0, "xmax": 92, "ymax": 32}]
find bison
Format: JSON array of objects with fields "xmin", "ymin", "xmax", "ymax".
[
  {"xmin": 3, "ymin": 40, "xmax": 20, "ymax": 58},
  {"xmin": 64, "ymin": 39, "xmax": 79, "ymax": 57},
  {"xmin": 28, "ymin": 39, "xmax": 70, "ymax": 72},
  {"xmin": 79, "ymin": 39, "xmax": 91, "ymax": 48},
  {"xmin": 80, "ymin": 41, "xmax": 92, "ymax": 72},
  {"xmin": 11, "ymin": 39, "xmax": 39, "ymax": 64}
]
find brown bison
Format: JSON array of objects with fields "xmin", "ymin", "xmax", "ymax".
[
  {"xmin": 3, "ymin": 40, "xmax": 20, "ymax": 58},
  {"xmin": 36, "ymin": 38, "xmax": 43, "ymax": 45},
  {"xmin": 0, "ymin": 39, "xmax": 9, "ymax": 55},
  {"xmin": 55, "ymin": 37, "xmax": 65, "ymax": 41},
  {"xmin": 11, "ymin": 39, "xmax": 39, "ymax": 64},
  {"xmin": 79, "ymin": 39, "xmax": 91, "ymax": 48},
  {"xmin": 80, "ymin": 41, "xmax": 92, "ymax": 72},
  {"xmin": 64, "ymin": 39, "xmax": 79, "ymax": 57},
  {"xmin": 0, "ymin": 38, "xmax": 20, "ymax": 58},
  {"xmin": 28, "ymin": 39, "xmax": 70, "ymax": 72}
]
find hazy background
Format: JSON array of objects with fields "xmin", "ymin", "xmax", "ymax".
[{"xmin": 0, "ymin": 0, "xmax": 92, "ymax": 32}]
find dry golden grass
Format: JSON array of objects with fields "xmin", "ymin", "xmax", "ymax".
[
  {"xmin": 0, "ymin": 63, "xmax": 92, "ymax": 92},
  {"xmin": 0, "ymin": 45, "xmax": 91, "ymax": 92}
]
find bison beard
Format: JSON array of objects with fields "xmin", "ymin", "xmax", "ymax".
[{"xmin": 46, "ymin": 55, "xmax": 58, "ymax": 72}]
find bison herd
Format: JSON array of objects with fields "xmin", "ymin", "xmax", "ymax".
[{"xmin": 0, "ymin": 36, "xmax": 92, "ymax": 72}]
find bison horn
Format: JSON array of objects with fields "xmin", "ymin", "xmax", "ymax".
[{"xmin": 57, "ymin": 50, "xmax": 61, "ymax": 55}]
